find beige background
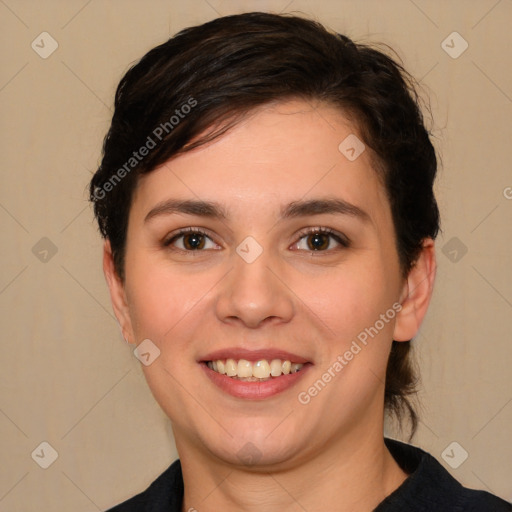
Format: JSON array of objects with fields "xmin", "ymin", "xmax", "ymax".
[{"xmin": 1, "ymin": 0, "xmax": 511, "ymax": 510}]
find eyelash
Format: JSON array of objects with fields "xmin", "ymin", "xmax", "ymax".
[
  {"xmin": 163, "ymin": 227, "xmax": 213, "ymax": 250},
  {"xmin": 163, "ymin": 226, "xmax": 350, "ymax": 253},
  {"xmin": 295, "ymin": 226, "xmax": 350, "ymax": 250}
]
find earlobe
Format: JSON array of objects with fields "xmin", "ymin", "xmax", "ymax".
[
  {"xmin": 103, "ymin": 240, "xmax": 135, "ymax": 344},
  {"xmin": 393, "ymin": 238, "xmax": 436, "ymax": 342}
]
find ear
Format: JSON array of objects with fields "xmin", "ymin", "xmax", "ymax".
[
  {"xmin": 103, "ymin": 239, "xmax": 135, "ymax": 344},
  {"xmin": 393, "ymin": 238, "xmax": 436, "ymax": 342}
]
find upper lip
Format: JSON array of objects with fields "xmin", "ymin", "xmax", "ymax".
[{"xmin": 200, "ymin": 348, "xmax": 311, "ymax": 364}]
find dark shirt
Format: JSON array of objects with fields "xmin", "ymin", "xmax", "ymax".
[{"xmin": 106, "ymin": 438, "xmax": 511, "ymax": 511}]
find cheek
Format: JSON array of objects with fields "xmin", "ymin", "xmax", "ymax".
[
  {"xmin": 125, "ymin": 264, "xmax": 210, "ymax": 417},
  {"xmin": 124, "ymin": 254, "xmax": 229, "ymax": 362},
  {"xmin": 124, "ymin": 261, "xmax": 202, "ymax": 343},
  {"xmin": 297, "ymin": 258, "xmax": 393, "ymax": 343}
]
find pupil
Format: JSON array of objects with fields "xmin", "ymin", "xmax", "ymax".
[
  {"xmin": 309, "ymin": 233, "xmax": 328, "ymax": 250},
  {"xmin": 185, "ymin": 233, "xmax": 204, "ymax": 250}
]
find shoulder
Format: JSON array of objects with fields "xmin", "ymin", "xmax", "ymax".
[
  {"xmin": 379, "ymin": 438, "xmax": 511, "ymax": 512},
  {"xmin": 104, "ymin": 459, "xmax": 183, "ymax": 512},
  {"xmin": 461, "ymin": 492, "xmax": 512, "ymax": 512}
]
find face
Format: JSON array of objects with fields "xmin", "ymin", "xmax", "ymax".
[{"xmin": 107, "ymin": 99, "xmax": 421, "ymax": 470}]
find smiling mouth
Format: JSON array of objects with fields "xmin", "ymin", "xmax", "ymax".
[{"xmin": 205, "ymin": 358, "xmax": 306, "ymax": 381}]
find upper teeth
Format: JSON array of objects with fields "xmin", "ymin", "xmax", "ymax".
[{"xmin": 207, "ymin": 359, "xmax": 304, "ymax": 378}]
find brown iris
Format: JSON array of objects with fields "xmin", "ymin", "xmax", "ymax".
[
  {"xmin": 307, "ymin": 232, "xmax": 330, "ymax": 251},
  {"xmin": 182, "ymin": 232, "xmax": 206, "ymax": 250}
]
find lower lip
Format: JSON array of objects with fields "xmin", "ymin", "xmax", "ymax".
[{"xmin": 200, "ymin": 362, "xmax": 312, "ymax": 400}]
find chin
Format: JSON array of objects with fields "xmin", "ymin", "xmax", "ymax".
[{"xmin": 198, "ymin": 423, "xmax": 305, "ymax": 469}]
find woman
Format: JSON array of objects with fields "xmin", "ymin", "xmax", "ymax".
[{"xmin": 90, "ymin": 12, "xmax": 511, "ymax": 512}]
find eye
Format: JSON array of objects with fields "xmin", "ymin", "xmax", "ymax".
[
  {"xmin": 292, "ymin": 227, "xmax": 350, "ymax": 252},
  {"xmin": 163, "ymin": 228, "xmax": 221, "ymax": 251}
]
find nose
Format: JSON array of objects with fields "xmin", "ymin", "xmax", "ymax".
[{"xmin": 214, "ymin": 244, "xmax": 295, "ymax": 329}]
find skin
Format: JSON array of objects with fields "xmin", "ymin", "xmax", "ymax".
[{"xmin": 104, "ymin": 99, "xmax": 436, "ymax": 511}]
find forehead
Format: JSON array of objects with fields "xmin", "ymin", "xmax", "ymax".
[{"xmin": 130, "ymin": 99, "xmax": 390, "ymax": 226}]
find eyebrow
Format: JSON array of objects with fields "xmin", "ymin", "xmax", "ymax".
[
  {"xmin": 144, "ymin": 199, "xmax": 229, "ymax": 223},
  {"xmin": 281, "ymin": 198, "xmax": 370, "ymax": 223},
  {"xmin": 144, "ymin": 198, "xmax": 370, "ymax": 224}
]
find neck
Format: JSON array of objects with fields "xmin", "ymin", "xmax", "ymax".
[{"xmin": 177, "ymin": 423, "xmax": 408, "ymax": 512}]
